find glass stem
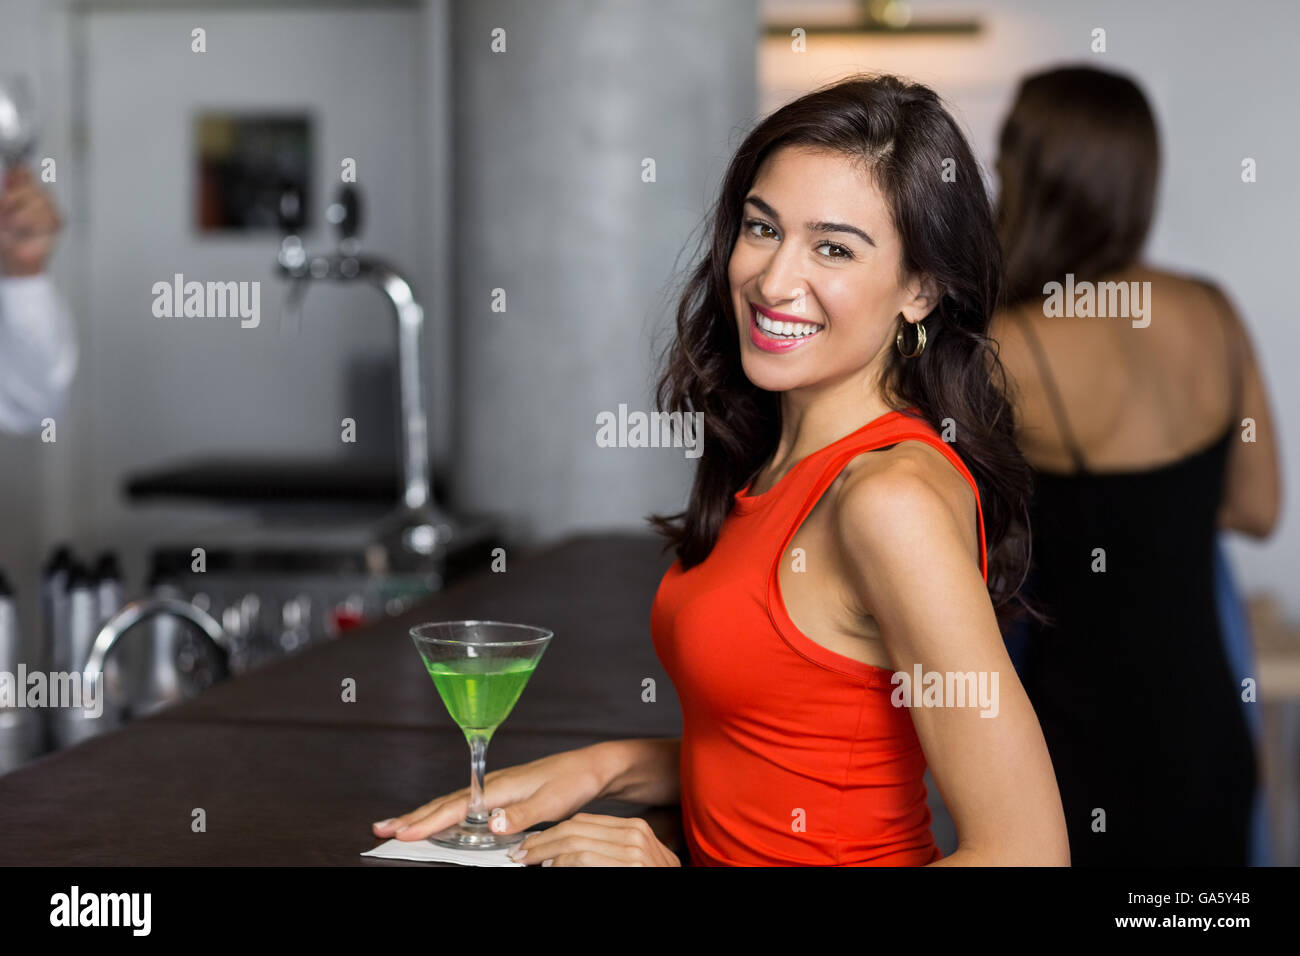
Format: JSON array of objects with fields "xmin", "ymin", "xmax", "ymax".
[{"xmin": 466, "ymin": 733, "xmax": 489, "ymax": 825}]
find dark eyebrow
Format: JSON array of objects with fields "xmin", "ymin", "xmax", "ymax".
[{"xmin": 744, "ymin": 194, "xmax": 876, "ymax": 247}]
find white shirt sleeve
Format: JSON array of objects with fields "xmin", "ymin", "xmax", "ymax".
[{"xmin": 0, "ymin": 273, "xmax": 78, "ymax": 433}]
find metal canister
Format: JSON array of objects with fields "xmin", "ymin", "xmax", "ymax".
[
  {"xmin": 0, "ymin": 567, "xmax": 39, "ymax": 773},
  {"xmin": 94, "ymin": 552, "xmax": 125, "ymax": 630},
  {"xmin": 0, "ymin": 569, "xmax": 19, "ymax": 676},
  {"xmin": 50, "ymin": 562, "xmax": 112, "ymax": 749},
  {"xmin": 93, "ymin": 552, "xmax": 127, "ymax": 701},
  {"xmin": 0, "ymin": 567, "xmax": 43, "ymax": 772},
  {"xmin": 41, "ymin": 545, "xmax": 71, "ymax": 675},
  {"xmin": 65, "ymin": 562, "xmax": 96, "ymax": 681}
]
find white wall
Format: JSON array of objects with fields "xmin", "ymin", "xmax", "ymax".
[{"xmin": 761, "ymin": 0, "xmax": 1300, "ymax": 617}]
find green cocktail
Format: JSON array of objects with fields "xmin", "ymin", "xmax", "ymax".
[
  {"xmin": 422, "ymin": 656, "xmax": 537, "ymax": 739},
  {"xmin": 410, "ymin": 621, "xmax": 552, "ymax": 849}
]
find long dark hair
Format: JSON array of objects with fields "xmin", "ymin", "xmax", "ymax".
[
  {"xmin": 996, "ymin": 64, "xmax": 1160, "ymax": 307},
  {"xmin": 646, "ymin": 73, "xmax": 1036, "ymax": 628}
]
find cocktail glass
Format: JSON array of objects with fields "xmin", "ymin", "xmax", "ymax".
[
  {"xmin": 0, "ymin": 74, "xmax": 37, "ymax": 168},
  {"xmin": 409, "ymin": 620, "xmax": 552, "ymax": 849}
]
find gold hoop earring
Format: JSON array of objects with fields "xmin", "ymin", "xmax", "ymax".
[{"xmin": 896, "ymin": 318, "xmax": 926, "ymax": 358}]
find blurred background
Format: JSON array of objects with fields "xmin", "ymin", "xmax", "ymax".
[{"xmin": 0, "ymin": 0, "xmax": 1294, "ymax": 862}]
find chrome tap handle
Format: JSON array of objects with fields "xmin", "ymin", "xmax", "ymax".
[
  {"xmin": 332, "ymin": 184, "xmax": 361, "ymax": 242},
  {"xmin": 269, "ymin": 184, "xmax": 452, "ymax": 564},
  {"xmin": 277, "ymin": 183, "xmax": 306, "ymax": 235},
  {"xmin": 80, "ymin": 597, "xmax": 229, "ymax": 689}
]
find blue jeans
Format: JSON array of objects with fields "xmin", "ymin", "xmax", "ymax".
[{"xmin": 1212, "ymin": 539, "xmax": 1272, "ymax": 866}]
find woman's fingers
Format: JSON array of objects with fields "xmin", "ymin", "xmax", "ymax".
[
  {"xmin": 483, "ymin": 784, "xmax": 601, "ymax": 837},
  {"xmin": 522, "ymin": 833, "xmax": 643, "ymax": 867},
  {"xmin": 544, "ymin": 850, "xmax": 639, "ymax": 867},
  {"xmin": 510, "ymin": 814, "xmax": 660, "ymax": 866},
  {"xmin": 370, "ymin": 749, "xmax": 614, "ymax": 847},
  {"xmin": 372, "ymin": 767, "xmax": 538, "ymax": 840},
  {"xmin": 372, "ymin": 790, "xmax": 468, "ymax": 838}
]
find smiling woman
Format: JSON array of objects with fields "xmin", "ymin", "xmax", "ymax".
[
  {"xmin": 375, "ymin": 73, "xmax": 1069, "ymax": 868},
  {"xmin": 641, "ymin": 73, "xmax": 1069, "ymax": 866},
  {"xmin": 650, "ymin": 74, "xmax": 1035, "ymax": 627}
]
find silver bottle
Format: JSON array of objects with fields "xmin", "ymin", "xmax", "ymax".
[
  {"xmin": 93, "ymin": 552, "xmax": 127, "ymax": 702},
  {"xmin": 41, "ymin": 545, "xmax": 71, "ymax": 675},
  {"xmin": 0, "ymin": 567, "xmax": 41, "ymax": 772},
  {"xmin": 0, "ymin": 569, "xmax": 18, "ymax": 676}
]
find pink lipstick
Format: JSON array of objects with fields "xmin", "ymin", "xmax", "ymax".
[{"xmin": 747, "ymin": 302, "xmax": 824, "ymax": 353}]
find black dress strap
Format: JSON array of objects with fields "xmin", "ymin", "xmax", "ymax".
[{"xmin": 1012, "ymin": 309, "xmax": 1088, "ymax": 473}]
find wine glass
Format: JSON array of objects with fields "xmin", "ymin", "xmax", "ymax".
[
  {"xmin": 410, "ymin": 620, "xmax": 552, "ymax": 849},
  {"xmin": 0, "ymin": 74, "xmax": 38, "ymax": 170}
]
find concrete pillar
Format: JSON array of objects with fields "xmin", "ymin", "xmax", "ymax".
[{"xmin": 449, "ymin": 0, "xmax": 758, "ymax": 543}]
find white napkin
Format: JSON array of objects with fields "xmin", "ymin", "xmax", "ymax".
[{"xmin": 361, "ymin": 831, "xmax": 545, "ymax": 867}]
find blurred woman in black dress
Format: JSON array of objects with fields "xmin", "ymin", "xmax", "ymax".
[{"xmin": 989, "ymin": 65, "xmax": 1282, "ymax": 865}]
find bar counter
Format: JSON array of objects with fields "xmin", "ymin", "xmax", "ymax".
[{"xmin": 0, "ymin": 533, "xmax": 686, "ymax": 865}]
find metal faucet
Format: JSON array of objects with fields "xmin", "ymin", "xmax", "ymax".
[
  {"xmin": 52, "ymin": 597, "xmax": 229, "ymax": 747},
  {"xmin": 275, "ymin": 184, "xmax": 453, "ymax": 568},
  {"xmin": 80, "ymin": 597, "xmax": 230, "ymax": 708}
]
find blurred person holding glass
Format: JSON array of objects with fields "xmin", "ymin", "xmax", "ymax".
[{"xmin": 0, "ymin": 161, "xmax": 76, "ymax": 431}]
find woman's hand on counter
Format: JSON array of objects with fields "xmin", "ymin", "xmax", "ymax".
[
  {"xmin": 371, "ymin": 744, "xmax": 611, "ymax": 842},
  {"xmin": 504, "ymin": 812, "xmax": 681, "ymax": 867}
]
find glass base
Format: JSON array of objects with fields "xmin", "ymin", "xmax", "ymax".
[{"xmin": 428, "ymin": 818, "xmax": 524, "ymax": 850}]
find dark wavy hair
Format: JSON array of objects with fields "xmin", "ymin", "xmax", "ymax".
[
  {"xmin": 995, "ymin": 64, "xmax": 1160, "ymax": 307},
  {"xmin": 645, "ymin": 73, "xmax": 1037, "ymax": 629}
]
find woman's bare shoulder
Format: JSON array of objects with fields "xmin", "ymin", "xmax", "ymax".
[
  {"xmin": 832, "ymin": 440, "xmax": 976, "ymax": 553},
  {"xmin": 1127, "ymin": 263, "xmax": 1232, "ymax": 309}
]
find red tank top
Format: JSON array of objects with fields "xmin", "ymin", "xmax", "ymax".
[{"xmin": 651, "ymin": 406, "xmax": 988, "ymax": 866}]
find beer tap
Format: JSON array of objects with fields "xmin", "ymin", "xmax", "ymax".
[{"xmin": 275, "ymin": 183, "xmax": 453, "ymax": 569}]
